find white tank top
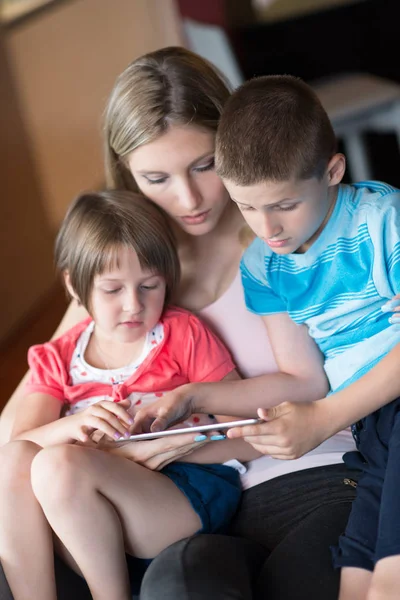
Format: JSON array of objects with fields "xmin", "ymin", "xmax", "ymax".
[
  {"xmin": 199, "ymin": 271, "xmax": 277, "ymax": 378},
  {"xmin": 198, "ymin": 269, "xmax": 356, "ymax": 489}
]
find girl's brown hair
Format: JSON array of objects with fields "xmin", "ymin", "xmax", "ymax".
[
  {"xmin": 55, "ymin": 190, "xmax": 180, "ymax": 310},
  {"xmin": 103, "ymin": 46, "xmax": 231, "ymax": 191}
]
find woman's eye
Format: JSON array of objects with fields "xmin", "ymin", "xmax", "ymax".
[
  {"xmin": 194, "ymin": 159, "xmax": 215, "ymax": 173},
  {"xmin": 140, "ymin": 284, "xmax": 158, "ymax": 291},
  {"xmin": 145, "ymin": 176, "xmax": 168, "ymax": 185}
]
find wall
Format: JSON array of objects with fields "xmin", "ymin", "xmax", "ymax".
[
  {"xmin": 0, "ymin": 0, "xmax": 183, "ymax": 342},
  {"xmin": 4, "ymin": 0, "xmax": 183, "ymax": 229}
]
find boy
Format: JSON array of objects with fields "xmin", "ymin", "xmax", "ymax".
[{"xmin": 215, "ymin": 75, "xmax": 400, "ymax": 600}]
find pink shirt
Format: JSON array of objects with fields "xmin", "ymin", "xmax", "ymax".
[{"xmin": 26, "ymin": 307, "xmax": 235, "ymax": 410}]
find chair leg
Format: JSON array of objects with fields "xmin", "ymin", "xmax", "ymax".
[{"xmin": 342, "ymin": 133, "xmax": 372, "ymax": 182}]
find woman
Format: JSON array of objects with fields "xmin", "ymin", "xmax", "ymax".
[{"xmin": 0, "ymin": 47, "xmax": 358, "ymax": 600}]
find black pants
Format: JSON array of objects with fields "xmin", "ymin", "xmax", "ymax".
[
  {"xmin": 141, "ymin": 463, "xmax": 359, "ymax": 600},
  {"xmin": 0, "ymin": 464, "xmax": 358, "ymax": 600}
]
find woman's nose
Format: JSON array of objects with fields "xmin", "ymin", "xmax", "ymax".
[{"xmin": 176, "ymin": 179, "xmax": 202, "ymax": 212}]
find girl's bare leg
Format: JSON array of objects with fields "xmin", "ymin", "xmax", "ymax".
[
  {"xmin": 339, "ymin": 567, "xmax": 372, "ymax": 600},
  {"xmin": 0, "ymin": 441, "xmax": 57, "ymax": 600},
  {"xmin": 31, "ymin": 444, "xmax": 202, "ymax": 600},
  {"xmin": 367, "ymin": 555, "xmax": 400, "ymax": 600}
]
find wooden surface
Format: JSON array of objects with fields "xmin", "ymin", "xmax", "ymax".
[{"xmin": 0, "ymin": 284, "xmax": 68, "ymax": 412}]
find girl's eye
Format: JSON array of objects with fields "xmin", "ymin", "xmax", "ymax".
[
  {"xmin": 104, "ymin": 288, "xmax": 121, "ymax": 295},
  {"xmin": 194, "ymin": 159, "xmax": 215, "ymax": 173}
]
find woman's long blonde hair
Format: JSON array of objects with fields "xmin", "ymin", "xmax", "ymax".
[{"xmin": 104, "ymin": 46, "xmax": 231, "ymax": 192}]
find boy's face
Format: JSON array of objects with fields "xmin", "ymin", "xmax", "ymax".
[{"xmin": 223, "ymin": 155, "xmax": 345, "ymax": 254}]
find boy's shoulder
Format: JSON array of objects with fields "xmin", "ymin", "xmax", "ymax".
[{"xmin": 347, "ymin": 180, "xmax": 400, "ymax": 213}]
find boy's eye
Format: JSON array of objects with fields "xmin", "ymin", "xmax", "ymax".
[
  {"xmin": 278, "ymin": 204, "xmax": 298, "ymax": 211},
  {"xmin": 239, "ymin": 205, "xmax": 255, "ymax": 212}
]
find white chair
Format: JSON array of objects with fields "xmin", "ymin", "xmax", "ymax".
[
  {"xmin": 182, "ymin": 18, "xmax": 400, "ymax": 181},
  {"xmin": 182, "ymin": 18, "xmax": 244, "ymax": 89},
  {"xmin": 312, "ymin": 73, "xmax": 400, "ymax": 181}
]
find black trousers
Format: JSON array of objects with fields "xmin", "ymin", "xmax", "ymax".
[
  {"xmin": 0, "ymin": 463, "xmax": 358, "ymax": 600},
  {"xmin": 141, "ymin": 463, "xmax": 359, "ymax": 600}
]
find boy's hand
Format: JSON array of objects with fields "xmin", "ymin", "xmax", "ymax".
[
  {"xmin": 132, "ymin": 384, "xmax": 197, "ymax": 433},
  {"xmin": 227, "ymin": 402, "xmax": 328, "ymax": 459},
  {"xmin": 63, "ymin": 399, "xmax": 133, "ymax": 444}
]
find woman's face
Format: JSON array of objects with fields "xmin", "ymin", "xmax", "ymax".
[{"xmin": 127, "ymin": 125, "xmax": 231, "ymax": 236}]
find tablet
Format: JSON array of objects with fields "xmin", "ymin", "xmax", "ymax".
[{"xmin": 115, "ymin": 418, "xmax": 260, "ymax": 443}]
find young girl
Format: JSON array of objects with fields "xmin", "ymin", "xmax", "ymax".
[{"xmin": 0, "ymin": 189, "xmax": 253, "ymax": 600}]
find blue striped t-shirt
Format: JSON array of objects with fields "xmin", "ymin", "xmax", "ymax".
[{"xmin": 241, "ymin": 181, "xmax": 400, "ymax": 391}]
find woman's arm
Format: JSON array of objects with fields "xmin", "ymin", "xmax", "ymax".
[
  {"xmin": 133, "ymin": 313, "xmax": 329, "ymax": 432},
  {"xmin": 0, "ymin": 300, "xmax": 88, "ymax": 445},
  {"xmin": 228, "ymin": 340, "xmax": 400, "ymax": 458}
]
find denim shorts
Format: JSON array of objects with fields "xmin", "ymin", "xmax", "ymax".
[
  {"xmin": 332, "ymin": 396, "xmax": 400, "ymax": 571},
  {"xmin": 161, "ymin": 462, "xmax": 242, "ymax": 533}
]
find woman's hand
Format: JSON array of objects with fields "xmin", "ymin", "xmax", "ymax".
[
  {"xmin": 64, "ymin": 400, "xmax": 133, "ymax": 444},
  {"xmin": 104, "ymin": 431, "xmax": 210, "ymax": 470},
  {"xmin": 227, "ymin": 402, "xmax": 330, "ymax": 460}
]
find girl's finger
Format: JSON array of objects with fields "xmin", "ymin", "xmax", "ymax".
[{"xmin": 90, "ymin": 406, "xmax": 131, "ymax": 436}]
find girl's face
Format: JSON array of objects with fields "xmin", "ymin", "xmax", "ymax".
[
  {"xmin": 127, "ymin": 125, "xmax": 231, "ymax": 236},
  {"xmin": 90, "ymin": 245, "xmax": 166, "ymax": 344}
]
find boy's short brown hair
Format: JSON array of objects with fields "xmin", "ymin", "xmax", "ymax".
[
  {"xmin": 215, "ymin": 75, "xmax": 337, "ymax": 185},
  {"xmin": 55, "ymin": 190, "xmax": 180, "ymax": 311}
]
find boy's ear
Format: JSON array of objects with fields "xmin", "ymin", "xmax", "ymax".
[
  {"xmin": 327, "ymin": 153, "xmax": 346, "ymax": 187},
  {"xmin": 63, "ymin": 271, "xmax": 81, "ymax": 305}
]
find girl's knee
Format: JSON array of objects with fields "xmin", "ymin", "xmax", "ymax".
[
  {"xmin": 31, "ymin": 444, "xmax": 86, "ymax": 504},
  {"xmin": 0, "ymin": 440, "xmax": 41, "ymax": 491}
]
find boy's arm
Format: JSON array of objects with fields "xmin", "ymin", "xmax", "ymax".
[
  {"xmin": 228, "ymin": 340, "xmax": 400, "ymax": 458},
  {"xmin": 133, "ymin": 312, "xmax": 328, "ymax": 432}
]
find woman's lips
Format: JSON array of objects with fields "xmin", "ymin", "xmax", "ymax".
[{"xmin": 180, "ymin": 210, "xmax": 211, "ymax": 225}]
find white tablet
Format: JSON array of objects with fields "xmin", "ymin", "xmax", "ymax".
[{"xmin": 115, "ymin": 418, "xmax": 260, "ymax": 443}]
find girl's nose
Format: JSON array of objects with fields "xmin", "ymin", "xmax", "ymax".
[{"xmin": 123, "ymin": 290, "xmax": 143, "ymax": 313}]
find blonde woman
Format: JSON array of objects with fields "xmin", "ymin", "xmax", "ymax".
[{"xmin": 0, "ymin": 47, "xmax": 357, "ymax": 600}]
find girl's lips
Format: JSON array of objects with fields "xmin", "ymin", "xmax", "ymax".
[
  {"xmin": 180, "ymin": 210, "xmax": 211, "ymax": 225},
  {"xmin": 120, "ymin": 321, "xmax": 142, "ymax": 328}
]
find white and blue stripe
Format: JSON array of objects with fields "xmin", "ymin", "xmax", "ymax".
[{"xmin": 241, "ymin": 181, "xmax": 400, "ymax": 391}]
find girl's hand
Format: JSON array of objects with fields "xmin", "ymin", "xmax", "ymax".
[
  {"xmin": 104, "ymin": 431, "xmax": 210, "ymax": 470},
  {"xmin": 64, "ymin": 400, "xmax": 133, "ymax": 444},
  {"xmin": 227, "ymin": 403, "xmax": 328, "ymax": 460},
  {"xmin": 382, "ymin": 294, "xmax": 400, "ymax": 324},
  {"xmin": 132, "ymin": 384, "xmax": 197, "ymax": 434}
]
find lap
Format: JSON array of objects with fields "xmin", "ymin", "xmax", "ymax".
[{"xmin": 142, "ymin": 464, "xmax": 359, "ymax": 600}]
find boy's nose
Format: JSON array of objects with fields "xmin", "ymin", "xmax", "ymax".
[{"xmin": 262, "ymin": 213, "xmax": 281, "ymax": 240}]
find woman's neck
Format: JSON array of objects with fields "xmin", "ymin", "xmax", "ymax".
[{"xmin": 174, "ymin": 203, "xmax": 246, "ymax": 312}]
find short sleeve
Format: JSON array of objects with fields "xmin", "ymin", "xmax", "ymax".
[
  {"xmin": 182, "ymin": 314, "xmax": 236, "ymax": 383},
  {"xmin": 25, "ymin": 343, "xmax": 68, "ymax": 402},
  {"xmin": 368, "ymin": 192, "xmax": 400, "ymax": 298},
  {"xmin": 240, "ymin": 238, "xmax": 286, "ymax": 314}
]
